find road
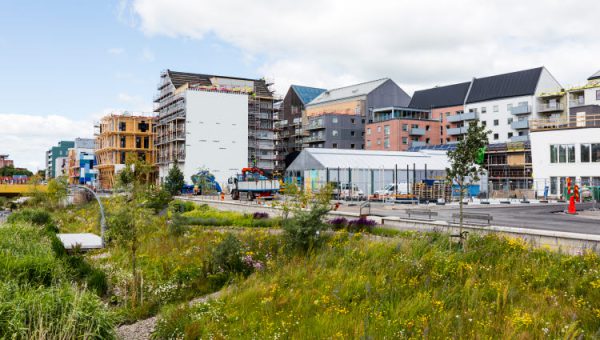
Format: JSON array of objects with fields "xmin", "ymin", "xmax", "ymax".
[{"xmin": 341, "ymin": 202, "xmax": 600, "ymax": 235}]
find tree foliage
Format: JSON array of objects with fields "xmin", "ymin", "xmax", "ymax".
[
  {"xmin": 46, "ymin": 177, "xmax": 68, "ymax": 207},
  {"xmin": 446, "ymin": 122, "xmax": 489, "ymax": 237},
  {"xmin": 0, "ymin": 165, "xmax": 33, "ymax": 177},
  {"xmin": 164, "ymin": 163, "xmax": 184, "ymax": 196}
]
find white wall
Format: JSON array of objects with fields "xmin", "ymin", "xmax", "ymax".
[
  {"xmin": 184, "ymin": 90, "xmax": 249, "ymax": 186},
  {"xmin": 531, "ymin": 127, "xmax": 600, "ymax": 195},
  {"xmin": 583, "ymin": 87, "xmax": 600, "ymax": 106},
  {"xmin": 465, "ymin": 95, "xmax": 532, "ymax": 143}
]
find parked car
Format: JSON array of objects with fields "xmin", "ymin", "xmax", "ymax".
[{"xmin": 333, "ymin": 183, "xmax": 365, "ymax": 200}]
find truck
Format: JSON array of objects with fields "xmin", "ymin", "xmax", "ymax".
[{"xmin": 228, "ymin": 167, "xmax": 280, "ymax": 200}]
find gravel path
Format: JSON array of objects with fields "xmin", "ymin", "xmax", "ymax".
[{"xmin": 116, "ymin": 290, "xmax": 223, "ymax": 340}]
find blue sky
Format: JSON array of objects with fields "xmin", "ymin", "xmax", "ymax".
[
  {"xmin": 0, "ymin": 0, "xmax": 261, "ymax": 119},
  {"xmin": 1, "ymin": 0, "xmax": 599, "ymax": 171}
]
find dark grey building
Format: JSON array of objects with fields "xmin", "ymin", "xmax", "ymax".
[{"xmin": 304, "ymin": 78, "xmax": 411, "ymax": 150}]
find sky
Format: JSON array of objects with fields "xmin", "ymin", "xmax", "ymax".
[{"xmin": 1, "ymin": 0, "xmax": 599, "ymax": 171}]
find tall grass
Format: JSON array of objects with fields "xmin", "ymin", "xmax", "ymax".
[
  {"xmin": 0, "ymin": 223, "xmax": 115, "ymax": 338},
  {"xmin": 154, "ymin": 232, "xmax": 600, "ymax": 339}
]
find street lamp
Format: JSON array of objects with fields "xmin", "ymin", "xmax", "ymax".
[{"xmin": 69, "ymin": 185, "xmax": 106, "ymax": 247}]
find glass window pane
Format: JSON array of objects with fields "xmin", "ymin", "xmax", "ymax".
[
  {"xmin": 550, "ymin": 145, "xmax": 557, "ymax": 163},
  {"xmin": 559, "ymin": 145, "xmax": 566, "ymax": 163},
  {"xmin": 581, "ymin": 144, "xmax": 590, "ymax": 162},
  {"xmin": 550, "ymin": 177, "xmax": 557, "ymax": 195},
  {"xmin": 567, "ymin": 144, "xmax": 575, "ymax": 163},
  {"xmin": 592, "ymin": 144, "xmax": 600, "ymax": 162}
]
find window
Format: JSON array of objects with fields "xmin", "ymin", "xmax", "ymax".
[
  {"xmin": 493, "ymin": 105, "xmax": 498, "ymax": 112},
  {"xmin": 332, "ymin": 117, "xmax": 338, "ymax": 123},
  {"xmin": 367, "ymin": 128, "xmax": 371, "ymax": 135},
  {"xmin": 493, "ymin": 133, "xmax": 499, "ymax": 140},
  {"xmin": 384, "ymin": 138, "xmax": 390, "ymax": 149},
  {"xmin": 507, "ymin": 118, "xmax": 513, "ymax": 124},
  {"xmin": 481, "ymin": 121, "xmax": 487, "ymax": 127},
  {"xmin": 120, "ymin": 136, "xmax": 126, "ymax": 148},
  {"xmin": 411, "ymin": 124, "xmax": 419, "ymax": 129},
  {"xmin": 493, "ymin": 119, "xmax": 499, "ymax": 126},
  {"xmin": 135, "ymin": 137, "xmax": 141, "ymax": 148},
  {"xmin": 425, "ymin": 125, "xmax": 430, "ymax": 131},
  {"xmin": 332, "ymin": 130, "xmax": 338, "ymax": 136},
  {"xmin": 402, "ymin": 137, "xmax": 408, "ymax": 144},
  {"xmin": 384, "ymin": 125, "xmax": 390, "ymax": 136},
  {"xmin": 581, "ymin": 177, "xmax": 591, "ymax": 186},
  {"xmin": 567, "ymin": 144, "xmax": 576, "ymax": 163},
  {"xmin": 119, "ymin": 122, "xmax": 126, "ymax": 131},
  {"xmin": 361, "ymin": 119, "xmax": 365, "ymax": 124},
  {"xmin": 377, "ymin": 139, "xmax": 381, "ymax": 145},
  {"xmin": 550, "ymin": 177, "xmax": 558, "ymax": 195},
  {"xmin": 377, "ymin": 126, "xmax": 382, "ymax": 132},
  {"xmin": 481, "ymin": 107, "xmax": 487, "ymax": 113},
  {"xmin": 597, "ymin": 90, "xmax": 600, "ymax": 101},
  {"xmin": 350, "ymin": 143, "xmax": 355, "ymax": 149},
  {"xmin": 144, "ymin": 137, "xmax": 149, "ymax": 149},
  {"xmin": 507, "ymin": 103, "xmax": 513, "ymax": 111},
  {"xmin": 366, "ymin": 140, "xmax": 371, "ymax": 147},
  {"xmin": 351, "ymin": 118, "xmax": 356, "ymax": 124},
  {"xmin": 550, "ymin": 145, "xmax": 558, "ymax": 163},
  {"xmin": 425, "ymin": 138, "xmax": 430, "ymax": 144},
  {"xmin": 402, "ymin": 124, "xmax": 408, "ymax": 131},
  {"xmin": 558, "ymin": 145, "xmax": 566, "ymax": 163},
  {"xmin": 332, "ymin": 143, "xmax": 338, "ymax": 149},
  {"xmin": 350, "ymin": 131, "xmax": 356, "ymax": 137},
  {"xmin": 593, "ymin": 144, "xmax": 600, "ymax": 162},
  {"xmin": 508, "ymin": 132, "xmax": 513, "ymax": 138}
]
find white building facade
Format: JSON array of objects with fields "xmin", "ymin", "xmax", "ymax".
[{"xmin": 460, "ymin": 67, "xmax": 562, "ymax": 143}]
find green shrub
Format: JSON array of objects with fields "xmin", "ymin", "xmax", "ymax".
[
  {"xmin": 7, "ymin": 208, "xmax": 52, "ymax": 226},
  {"xmin": 169, "ymin": 200, "xmax": 196, "ymax": 213},
  {"xmin": 143, "ymin": 187, "xmax": 172, "ymax": 213},
  {"xmin": 210, "ymin": 233, "xmax": 246, "ymax": 275}
]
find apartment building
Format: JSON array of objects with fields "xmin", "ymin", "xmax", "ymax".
[
  {"xmin": 461, "ymin": 67, "xmax": 562, "ymax": 143},
  {"xmin": 367, "ymin": 81, "xmax": 472, "ymax": 151},
  {"xmin": 530, "ymin": 70, "xmax": 600, "ymax": 198},
  {"xmin": 276, "ymin": 85, "xmax": 325, "ymax": 167},
  {"xmin": 154, "ymin": 70, "xmax": 277, "ymax": 184},
  {"xmin": 0, "ymin": 155, "xmax": 14, "ymax": 168},
  {"xmin": 67, "ymin": 138, "xmax": 96, "ymax": 186},
  {"xmin": 304, "ymin": 78, "xmax": 410, "ymax": 149},
  {"xmin": 365, "ymin": 107, "xmax": 439, "ymax": 151},
  {"xmin": 94, "ymin": 114, "xmax": 155, "ymax": 189},
  {"xmin": 45, "ymin": 140, "xmax": 75, "ymax": 179}
]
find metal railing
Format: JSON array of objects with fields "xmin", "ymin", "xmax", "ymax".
[
  {"xmin": 530, "ymin": 114, "xmax": 600, "ymax": 131},
  {"xmin": 509, "ymin": 104, "xmax": 531, "ymax": 115},
  {"xmin": 538, "ymin": 102, "xmax": 563, "ymax": 112}
]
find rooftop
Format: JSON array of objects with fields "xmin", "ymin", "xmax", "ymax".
[
  {"xmin": 306, "ymin": 78, "xmax": 390, "ymax": 106},
  {"xmin": 287, "ymin": 148, "xmax": 449, "ymax": 171},
  {"xmin": 290, "ymin": 85, "xmax": 326, "ymax": 105},
  {"xmin": 466, "ymin": 67, "xmax": 544, "ymax": 104},
  {"xmin": 409, "ymin": 81, "xmax": 471, "ymax": 109},
  {"xmin": 588, "ymin": 70, "xmax": 600, "ymax": 81}
]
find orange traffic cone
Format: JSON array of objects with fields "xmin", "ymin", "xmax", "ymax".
[{"xmin": 568, "ymin": 196, "xmax": 576, "ymax": 214}]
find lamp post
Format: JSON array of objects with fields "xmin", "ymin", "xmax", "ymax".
[{"xmin": 69, "ymin": 185, "xmax": 106, "ymax": 247}]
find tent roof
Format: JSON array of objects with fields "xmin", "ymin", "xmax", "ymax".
[
  {"xmin": 306, "ymin": 78, "xmax": 389, "ymax": 106},
  {"xmin": 287, "ymin": 148, "xmax": 449, "ymax": 171},
  {"xmin": 57, "ymin": 233, "xmax": 103, "ymax": 250}
]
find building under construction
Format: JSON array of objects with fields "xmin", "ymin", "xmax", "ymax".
[
  {"xmin": 484, "ymin": 141, "xmax": 533, "ymax": 198},
  {"xmin": 94, "ymin": 113, "xmax": 156, "ymax": 189},
  {"xmin": 154, "ymin": 70, "xmax": 277, "ymax": 185}
]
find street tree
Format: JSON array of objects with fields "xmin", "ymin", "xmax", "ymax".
[
  {"xmin": 164, "ymin": 163, "xmax": 184, "ymax": 196},
  {"xmin": 446, "ymin": 122, "xmax": 489, "ymax": 244}
]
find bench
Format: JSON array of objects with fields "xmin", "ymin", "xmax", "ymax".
[
  {"xmin": 452, "ymin": 212, "xmax": 493, "ymax": 225},
  {"xmin": 407, "ymin": 209, "xmax": 438, "ymax": 220}
]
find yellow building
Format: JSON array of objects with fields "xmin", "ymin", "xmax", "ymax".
[{"xmin": 95, "ymin": 114, "xmax": 156, "ymax": 189}]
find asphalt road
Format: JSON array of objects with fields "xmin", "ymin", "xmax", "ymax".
[{"xmin": 349, "ymin": 202, "xmax": 600, "ymax": 235}]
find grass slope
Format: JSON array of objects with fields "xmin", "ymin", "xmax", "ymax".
[{"xmin": 155, "ymin": 232, "xmax": 600, "ymax": 339}]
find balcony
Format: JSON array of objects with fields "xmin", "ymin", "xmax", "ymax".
[
  {"xmin": 511, "ymin": 119, "xmax": 529, "ymax": 130},
  {"xmin": 305, "ymin": 121, "xmax": 325, "ymax": 130},
  {"xmin": 409, "ymin": 127, "xmax": 425, "ymax": 136},
  {"xmin": 447, "ymin": 111, "xmax": 479, "ymax": 123},
  {"xmin": 305, "ymin": 135, "xmax": 325, "ymax": 143},
  {"xmin": 447, "ymin": 127, "xmax": 467, "ymax": 136},
  {"xmin": 510, "ymin": 104, "xmax": 531, "ymax": 115},
  {"xmin": 569, "ymin": 98, "xmax": 585, "ymax": 108},
  {"xmin": 510, "ymin": 135, "xmax": 529, "ymax": 143},
  {"xmin": 538, "ymin": 102, "xmax": 563, "ymax": 113}
]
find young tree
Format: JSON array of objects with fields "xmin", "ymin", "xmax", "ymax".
[
  {"xmin": 46, "ymin": 176, "xmax": 69, "ymax": 208},
  {"xmin": 164, "ymin": 163, "xmax": 184, "ymax": 196},
  {"xmin": 446, "ymin": 122, "xmax": 489, "ymax": 241}
]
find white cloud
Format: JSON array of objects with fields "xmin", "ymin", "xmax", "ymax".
[
  {"xmin": 126, "ymin": 0, "xmax": 600, "ymax": 95},
  {"xmin": 107, "ymin": 47, "xmax": 125, "ymax": 55},
  {"xmin": 0, "ymin": 114, "xmax": 95, "ymax": 171}
]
